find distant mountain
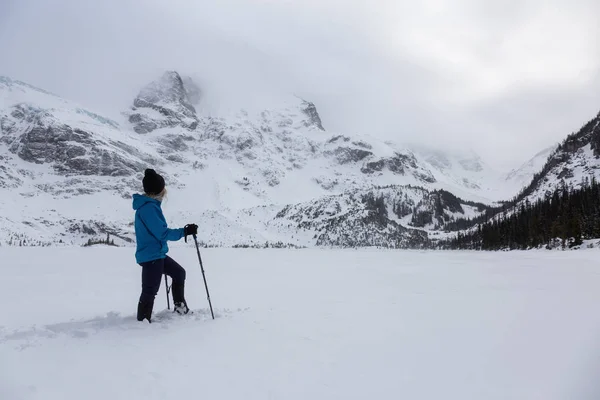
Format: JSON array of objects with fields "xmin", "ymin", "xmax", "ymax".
[
  {"xmin": 405, "ymin": 144, "xmax": 509, "ymax": 202},
  {"xmin": 0, "ymin": 72, "xmax": 521, "ymax": 247},
  {"xmin": 438, "ymin": 109, "xmax": 600, "ymax": 237},
  {"xmin": 268, "ymin": 186, "xmax": 486, "ymax": 248},
  {"xmin": 505, "ymin": 145, "xmax": 558, "ymax": 190}
]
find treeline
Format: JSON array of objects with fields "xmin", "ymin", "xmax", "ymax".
[
  {"xmin": 83, "ymin": 233, "xmax": 117, "ymax": 247},
  {"xmin": 445, "ymin": 177, "xmax": 600, "ymax": 250},
  {"xmin": 5, "ymin": 234, "xmax": 55, "ymax": 247}
]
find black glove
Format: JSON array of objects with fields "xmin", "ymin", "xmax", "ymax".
[{"xmin": 183, "ymin": 224, "xmax": 198, "ymax": 242}]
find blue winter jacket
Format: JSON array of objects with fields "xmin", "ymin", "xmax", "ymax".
[{"xmin": 133, "ymin": 194, "xmax": 184, "ymax": 264}]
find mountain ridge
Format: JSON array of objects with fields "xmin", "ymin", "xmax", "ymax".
[
  {"xmin": 0, "ymin": 71, "xmax": 584, "ymax": 248},
  {"xmin": 515, "ymin": 110, "xmax": 600, "ymax": 202}
]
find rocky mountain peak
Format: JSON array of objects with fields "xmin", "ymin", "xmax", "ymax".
[
  {"xmin": 301, "ymin": 100, "xmax": 325, "ymax": 131},
  {"xmin": 128, "ymin": 71, "xmax": 199, "ymax": 134},
  {"xmin": 134, "ymin": 71, "xmax": 195, "ymax": 114}
]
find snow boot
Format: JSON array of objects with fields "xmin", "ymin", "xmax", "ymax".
[
  {"xmin": 174, "ymin": 302, "xmax": 189, "ymax": 315},
  {"xmin": 172, "ymin": 282, "xmax": 190, "ymax": 315},
  {"xmin": 137, "ymin": 299, "xmax": 154, "ymax": 323}
]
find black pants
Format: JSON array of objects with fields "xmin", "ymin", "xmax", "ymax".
[{"xmin": 139, "ymin": 256, "xmax": 186, "ymax": 304}]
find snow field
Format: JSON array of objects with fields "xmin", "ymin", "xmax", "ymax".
[{"xmin": 2, "ymin": 247, "xmax": 600, "ymax": 399}]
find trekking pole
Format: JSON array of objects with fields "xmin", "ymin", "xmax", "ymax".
[
  {"xmin": 165, "ymin": 275, "xmax": 171, "ymax": 310},
  {"xmin": 193, "ymin": 234, "xmax": 215, "ymax": 319}
]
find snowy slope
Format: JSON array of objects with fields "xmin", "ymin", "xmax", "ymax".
[
  {"xmin": 505, "ymin": 145, "xmax": 558, "ymax": 190},
  {"xmin": 526, "ymin": 144, "xmax": 597, "ymax": 201},
  {"xmin": 516, "ymin": 110, "xmax": 600, "ymax": 202},
  {"xmin": 405, "ymin": 143, "xmax": 511, "ymax": 202},
  {"xmin": 2, "ymin": 247, "xmax": 600, "ymax": 399},
  {"xmin": 266, "ymin": 185, "xmax": 486, "ymax": 248},
  {"xmin": 0, "ymin": 76, "xmax": 166, "ymax": 246}
]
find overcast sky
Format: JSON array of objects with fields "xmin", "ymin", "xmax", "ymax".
[{"xmin": 0, "ymin": 0, "xmax": 599, "ymax": 170}]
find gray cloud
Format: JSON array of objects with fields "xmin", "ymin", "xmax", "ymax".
[{"xmin": 0, "ymin": 0, "xmax": 598, "ymax": 170}]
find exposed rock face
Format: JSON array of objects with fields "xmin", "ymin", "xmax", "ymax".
[
  {"xmin": 322, "ymin": 137, "xmax": 436, "ymax": 185},
  {"xmin": 134, "ymin": 71, "xmax": 196, "ymax": 117},
  {"xmin": 0, "ymin": 155, "xmax": 23, "ymax": 188},
  {"xmin": 2, "ymin": 106, "xmax": 145, "ymax": 177},
  {"xmin": 129, "ymin": 71, "xmax": 199, "ymax": 134},
  {"xmin": 156, "ymin": 134, "xmax": 192, "ymax": 163},
  {"xmin": 301, "ymin": 101, "xmax": 325, "ymax": 131},
  {"xmin": 329, "ymin": 147, "xmax": 373, "ymax": 164},
  {"xmin": 361, "ymin": 153, "xmax": 436, "ymax": 183}
]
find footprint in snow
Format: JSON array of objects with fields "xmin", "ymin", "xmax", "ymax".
[{"xmin": 0, "ymin": 307, "xmax": 249, "ymax": 350}]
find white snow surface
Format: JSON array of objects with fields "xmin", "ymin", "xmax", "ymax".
[{"xmin": 2, "ymin": 247, "xmax": 600, "ymax": 400}]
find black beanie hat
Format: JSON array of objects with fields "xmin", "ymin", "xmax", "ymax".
[{"xmin": 143, "ymin": 169, "xmax": 165, "ymax": 195}]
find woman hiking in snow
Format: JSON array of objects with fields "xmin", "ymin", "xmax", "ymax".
[{"xmin": 133, "ymin": 169, "xmax": 198, "ymax": 323}]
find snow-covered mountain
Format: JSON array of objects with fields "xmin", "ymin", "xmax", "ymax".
[
  {"xmin": 516, "ymin": 111, "xmax": 600, "ymax": 202},
  {"xmin": 0, "ymin": 75, "xmax": 162, "ymax": 245},
  {"xmin": 127, "ymin": 71, "xmax": 200, "ymax": 134},
  {"xmin": 0, "ymin": 72, "xmax": 527, "ymax": 247},
  {"xmin": 442, "ymin": 109, "xmax": 600, "ymax": 238},
  {"xmin": 405, "ymin": 144, "xmax": 510, "ymax": 202}
]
